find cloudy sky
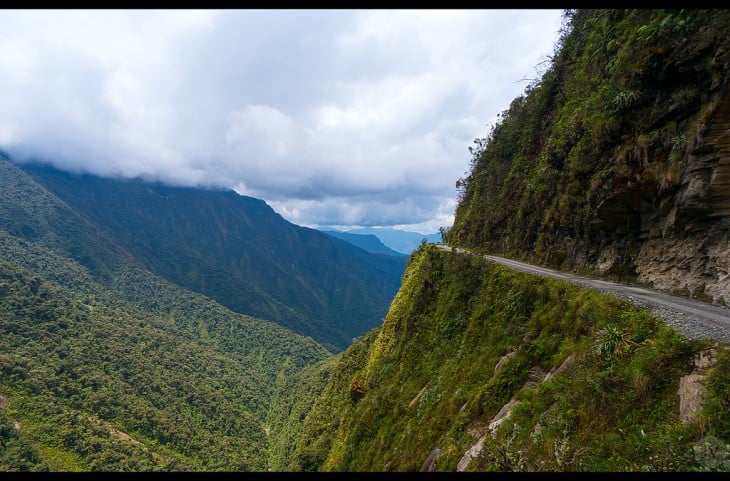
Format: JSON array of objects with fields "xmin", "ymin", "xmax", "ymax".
[{"xmin": 0, "ymin": 9, "xmax": 564, "ymax": 234}]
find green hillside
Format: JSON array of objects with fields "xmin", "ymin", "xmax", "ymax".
[
  {"xmin": 0, "ymin": 158, "xmax": 331, "ymax": 470},
  {"xmin": 0, "ymin": 236, "xmax": 331, "ymax": 470},
  {"xmin": 268, "ymin": 244, "xmax": 730, "ymax": 471},
  {"xmin": 266, "ymin": 9, "xmax": 730, "ymax": 472},
  {"xmin": 19, "ymin": 163, "xmax": 406, "ymax": 352},
  {"xmin": 449, "ymin": 9, "xmax": 730, "ymax": 285},
  {"xmin": 3, "ymin": 8, "xmax": 730, "ymax": 473}
]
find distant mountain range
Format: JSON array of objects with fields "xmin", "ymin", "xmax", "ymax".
[
  {"xmin": 11, "ymin": 160, "xmax": 407, "ymax": 352},
  {"xmin": 331, "ymin": 227, "xmax": 442, "ymax": 255},
  {"xmin": 321, "ymin": 231, "xmax": 407, "ymax": 257}
]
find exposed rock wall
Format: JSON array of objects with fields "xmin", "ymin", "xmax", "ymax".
[
  {"xmin": 678, "ymin": 349, "xmax": 717, "ymax": 425},
  {"xmin": 624, "ymin": 89, "xmax": 730, "ymax": 304},
  {"xmin": 450, "ymin": 10, "xmax": 730, "ymax": 306}
]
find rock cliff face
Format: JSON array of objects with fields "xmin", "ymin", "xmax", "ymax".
[
  {"xmin": 568, "ymin": 14, "xmax": 730, "ymax": 304},
  {"xmin": 598, "ymin": 88, "xmax": 730, "ymax": 304},
  {"xmin": 450, "ymin": 10, "xmax": 730, "ymax": 306}
]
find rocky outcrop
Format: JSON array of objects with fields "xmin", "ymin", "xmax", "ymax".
[
  {"xmin": 592, "ymin": 88, "xmax": 730, "ymax": 305},
  {"xmin": 419, "ymin": 447, "xmax": 441, "ymax": 472},
  {"xmin": 456, "ymin": 354, "xmax": 576, "ymax": 472},
  {"xmin": 678, "ymin": 349, "xmax": 717, "ymax": 425},
  {"xmin": 449, "ymin": 11, "xmax": 730, "ymax": 308}
]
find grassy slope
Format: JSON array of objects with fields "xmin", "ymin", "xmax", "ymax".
[{"xmin": 270, "ymin": 244, "xmax": 730, "ymax": 471}]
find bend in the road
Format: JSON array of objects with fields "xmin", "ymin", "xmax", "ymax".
[{"xmin": 436, "ymin": 244, "xmax": 730, "ymax": 346}]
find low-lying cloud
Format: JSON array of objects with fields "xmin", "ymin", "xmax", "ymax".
[{"xmin": 0, "ymin": 9, "xmax": 563, "ymax": 233}]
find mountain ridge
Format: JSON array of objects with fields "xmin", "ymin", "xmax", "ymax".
[
  {"xmin": 321, "ymin": 230, "xmax": 408, "ymax": 257},
  {"xmin": 0, "ymin": 156, "xmax": 332, "ymax": 470},
  {"xmin": 3, "ymin": 8, "xmax": 730, "ymax": 473},
  {"xmin": 16, "ymin": 160, "xmax": 407, "ymax": 352},
  {"xmin": 450, "ymin": 9, "xmax": 730, "ymax": 306},
  {"xmin": 265, "ymin": 9, "xmax": 730, "ymax": 472},
  {"xmin": 341, "ymin": 227, "xmax": 441, "ymax": 255}
]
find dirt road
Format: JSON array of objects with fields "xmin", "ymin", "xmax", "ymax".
[{"xmin": 437, "ymin": 245, "xmax": 730, "ymax": 345}]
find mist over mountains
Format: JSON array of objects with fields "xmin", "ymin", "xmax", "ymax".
[{"xmin": 9, "ymin": 159, "xmax": 408, "ymax": 352}]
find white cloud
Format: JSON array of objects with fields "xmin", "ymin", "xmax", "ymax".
[{"xmin": 0, "ymin": 8, "xmax": 564, "ymax": 233}]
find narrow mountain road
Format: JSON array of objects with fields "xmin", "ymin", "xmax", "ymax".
[{"xmin": 437, "ymin": 245, "xmax": 730, "ymax": 346}]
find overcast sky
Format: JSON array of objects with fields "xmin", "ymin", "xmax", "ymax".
[{"xmin": 0, "ymin": 9, "xmax": 564, "ymax": 234}]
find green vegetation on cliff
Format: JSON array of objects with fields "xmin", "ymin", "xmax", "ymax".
[
  {"xmin": 269, "ymin": 244, "xmax": 729, "ymax": 471},
  {"xmin": 450, "ymin": 9, "xmax": 730, "ymax": 281},
  {"xmin": 4, "ymin": 8, "xmax": 730, "ymax": 473}
]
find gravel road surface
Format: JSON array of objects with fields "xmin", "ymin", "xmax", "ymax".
[{"xmin": 437, "ymin": 245, "xmax": 730, "ymax": 346}]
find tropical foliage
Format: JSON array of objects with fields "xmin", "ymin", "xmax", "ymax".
[
  {"xmin": 269, "ymin": 245, "xmax": 730, "ymax": 471},
  {"xmin": 0, "ymin": 159, "xmax": 332, "ymax": 471},
  {"xmin": 450, "ymin": 9, "xmax": 730, "ymax": 283}
]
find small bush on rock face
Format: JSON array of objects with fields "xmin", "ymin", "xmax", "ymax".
[{"xmin": 349, "ymin": 374, "xmax": 366, "ymax": 403}]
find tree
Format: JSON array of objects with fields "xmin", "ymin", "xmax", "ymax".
[{"xmin": 438, "ymin": 226, "xmax": 450, "ymax": 245}]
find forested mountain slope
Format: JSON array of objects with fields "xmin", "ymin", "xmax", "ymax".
[
  {"xmin": 3, "ymin": 8, "xmax": 730, "ymax": 473},
  {"xmin": 18, "ymin": 161, "xmax": 407, "ymax": 352},
  {"xmin": 0, "ymin": 158, "xmax": 332, "ymax": 470}
]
